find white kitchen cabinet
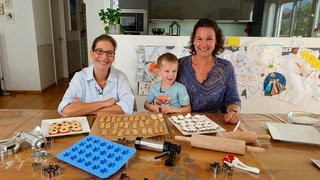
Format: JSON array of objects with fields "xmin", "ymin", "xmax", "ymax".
[{"xmin": 238, "ymin": 0, "xmax": 254, "ymax": 21}]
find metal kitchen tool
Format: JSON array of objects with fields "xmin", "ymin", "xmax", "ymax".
[
  {"xmin": 135, "ymin": 137, "xmax": 181, "ymax": 166},
  {"xmin": 0, "ymin": 126, "xmax": 47, "ymax": 156}
]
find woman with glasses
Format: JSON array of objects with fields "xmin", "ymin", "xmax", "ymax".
[
  {"xmin": 58, "ymin": 34, "xmax": 135, "ymax": 117},
  {"xmin": 176, "ymin": 18, "xmax": 241, "ymax": 124}
]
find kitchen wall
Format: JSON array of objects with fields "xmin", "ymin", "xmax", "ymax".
[
  {"xmin": 149, "ymin": 20, "xmax": 248, "ymax": 36},
  {"xmin": 118, "ymin": 0, "xmax": 250, "ymax": 36}
]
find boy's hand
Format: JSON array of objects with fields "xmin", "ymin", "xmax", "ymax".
[
  {"xmin": 151, "ymin": 104, "xmax": 161, "ymax": 113},
  {"xmin": 160, "ymin": 105, "xmax": 173, "ymax": 114}
]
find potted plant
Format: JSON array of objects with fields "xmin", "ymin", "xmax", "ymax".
[{"xmin": 99, "ymin": 8, "xmax": 123, "ymax": 34}]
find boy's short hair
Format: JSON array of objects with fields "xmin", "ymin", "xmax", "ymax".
[{"xmin": 157, "ymin": 53, "xmax": 178, "ymax": 68}]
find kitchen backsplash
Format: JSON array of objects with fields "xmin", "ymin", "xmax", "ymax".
[{"xmin": 148, "ymin": 20, "xmax": 248, "ymax": 36}]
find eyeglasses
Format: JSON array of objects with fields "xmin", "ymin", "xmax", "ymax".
[{"xmin": 94, "ymin": 48, "xmax": 115, "ymax": 57}]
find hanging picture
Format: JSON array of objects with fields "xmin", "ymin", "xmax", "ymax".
[
  {"xmin": 263, "ymin": 72, "xmax": 286, "ymax": 96},
  {"xmin": 3, "ymin": 0, "xmax": 12, "ymax": 9},
  {"xmin": 135, "ymin": 45, "xmax": 190, "ymax": 95},
  {"xmin": 0, "ymin": 3, "xmax": 4, "ymax": 15},
  {"xmin": 68, "ymin": 0, "xmax": 77, "ymax": 30}
]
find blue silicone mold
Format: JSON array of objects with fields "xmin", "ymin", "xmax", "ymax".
[{"xmin": 57, "ymin": 135, "xmax": 136, "ymax": 179}]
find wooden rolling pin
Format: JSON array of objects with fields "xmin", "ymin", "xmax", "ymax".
[
  {"xmin": 175, "ymin": 134, "xmax": 265, "ymax": 155},
  {"xmin": 216, "ymin": 131, "xmax": 271, "ymax": 144}
]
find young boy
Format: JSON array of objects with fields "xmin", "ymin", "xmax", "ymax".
[{"xmin": 144, "ymin": 52, "xmax": 191, "ymax": 114}]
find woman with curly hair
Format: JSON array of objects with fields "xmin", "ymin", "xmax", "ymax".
[{"xmin": 177, "ymin": 18, "xmax": 241, "ymax": 124}]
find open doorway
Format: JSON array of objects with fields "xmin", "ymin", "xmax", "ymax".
[
  {"xmin": 50, "ymin": 0, "xmax": 68, "ymax": 82},
  {"xmin": 80, "ymin": 1, "xmax": 88, "ymax": 68},
  {"xmin": 49, "ymin": 0, "xmax": 87, "ymax": 82}
]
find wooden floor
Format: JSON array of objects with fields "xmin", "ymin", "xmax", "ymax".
[{"xmin": 0, "ymin": 78, "xmax": 69, "ymax": 110}]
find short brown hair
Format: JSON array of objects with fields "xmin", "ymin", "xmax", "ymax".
[
  {"xmin": 157, "ymin": 52, "xmax": 178, "ymax": 68},
  {"xmin": 91, "ymin": 34, "xmax": 117, "ymax": 52},
  {"xmin": 189, "ymin": 18, "xmax": 225, "ymax": 56}
]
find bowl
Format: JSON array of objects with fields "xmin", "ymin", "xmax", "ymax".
[
  {"xmin": 152, "ymin": 28, "xmax": 165, "ymax": 35},
  {"xmin": 287, "ymin": 111, "xmax": 320, "ymax": 125}
]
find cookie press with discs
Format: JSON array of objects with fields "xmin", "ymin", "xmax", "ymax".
[{"xmin": 135, "ymin": 137, "xmax": 181, "ymax": 166}]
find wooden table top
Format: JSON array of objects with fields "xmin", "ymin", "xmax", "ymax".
[{"xmin": 0, "ymin": 109, "xmax": 319, "ymax": 179}]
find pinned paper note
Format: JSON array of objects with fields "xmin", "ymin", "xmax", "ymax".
[
  {"xmin": 227, "ymin": 37, "xmax": 240, "ymax": 47},
  {"xmin": 138, "ymin": 82, "xmax": 151, "ymax": 95}
]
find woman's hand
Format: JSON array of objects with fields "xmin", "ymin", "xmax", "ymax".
[
  {"xmin": 224, "ymin": 110, "xmax": 240, "ymax": 124},
  {"xmin": 102, "ymin": 98, "xmax": 116, "ymax": 107}
]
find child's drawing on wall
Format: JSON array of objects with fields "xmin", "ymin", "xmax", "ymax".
[{"xmin": 263, "ymin": 72, "xmax": 286, "ymax": 96}]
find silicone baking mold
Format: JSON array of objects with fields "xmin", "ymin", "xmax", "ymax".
[{"xmin": 57, "ymin": 135, "xmax": 136, "ymax": 179}]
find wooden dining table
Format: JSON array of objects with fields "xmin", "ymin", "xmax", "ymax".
[{"xmin": 0, "ymin": 109, "xmax": 319, "ymax": 179}]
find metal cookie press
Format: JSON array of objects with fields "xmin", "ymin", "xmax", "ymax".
[
  {"xmin": 0, "ymin": 126, "xmax": 47, "ymax": 158},
  {"xmin": 135, "ymin": 137, "xmax": 181, "ymax": 166}
]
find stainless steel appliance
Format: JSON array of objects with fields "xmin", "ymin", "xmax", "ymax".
[{"xmin": 120, "ymin": 9, "xmax": 148, "ymax": 35}]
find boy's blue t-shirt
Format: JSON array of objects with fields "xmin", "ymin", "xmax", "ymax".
[{"xmin": 145, "ymin": 81, "xmax": 190, "ymax": 108}]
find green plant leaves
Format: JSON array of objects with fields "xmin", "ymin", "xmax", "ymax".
[
  {"xmin": 99, "ymin": 8, "xmax": 121, "ymax": 25},
  {"xmin": 99, "ymin": 8, "xmax": 124, "ymax": 34}
]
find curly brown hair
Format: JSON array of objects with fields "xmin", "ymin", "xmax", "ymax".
[{"xmin": 189, "ymin": 18, "xmax": 225, "ymax": 56}]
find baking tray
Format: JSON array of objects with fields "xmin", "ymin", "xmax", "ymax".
[
  {"xmin": 168, "ymin": 114, "xmax": 225, "ymax": 135},
  {"xmin": 287, "ymin": 111, "xmax": 320, "ymax": 125},
  {"xmin": 266, "ymin": 122, "xmax": 320, "ymax": 145},
  {"xmin": 41, "ymin": 116, "xmax": 90, "ymax": 137}
]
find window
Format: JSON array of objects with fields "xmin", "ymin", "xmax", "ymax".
[
  {"xmin": 313, "ymin": 0, "xmax": 320, "ymax": 36},
  {"xmin": 277, "ymin": 0, "xmax": 316, "ymax": 37},
  {"xmin": 279, "ymin": 2, "xmax": 294, "ymax": 37},
  {"xmin": 262, "ymin": 0, "xmax": 320, "ymax": 37}
]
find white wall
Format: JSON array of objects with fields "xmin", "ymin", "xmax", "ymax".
[
  {"xmin": 83, "ymin": 0, "xmax": 106, "ymax": 63},
  {"xmin": 0, "ymin": 0, "xmax": 41, "ymax": 91},
  {"xmin": 0, "ymin": 0, "xmax": 83, "ymax": 92},
  {"xmin": 33, "ymin": 0, "xmax": 56, "ymax": 90}
]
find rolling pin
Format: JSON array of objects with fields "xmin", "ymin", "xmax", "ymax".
[
  {"xmin": 175, "ymin": 134, "xmax": 265, "ymax": 155},
  {"xmin": 216, "ymin": 131, "xmax": 271, "ymax": 144}
]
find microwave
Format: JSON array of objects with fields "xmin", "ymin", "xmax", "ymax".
[{"xmin": 120, "ymin": 9, "xmax": 148, "ymax": 35}]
